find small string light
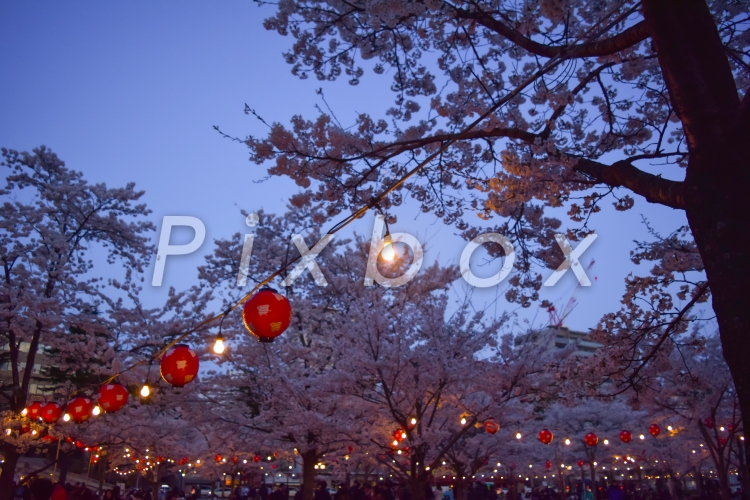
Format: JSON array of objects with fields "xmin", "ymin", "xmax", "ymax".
[
  {"xmin": 63, "ymin": 414, "xmax": 71, "ymax": 422},
  {"xmin": 140, "ymin": 385, "xmax": 151, "ymax": 398},
  {"xmin": 92, "ymin": 406, "xmax": 101, "ymax": 416}
]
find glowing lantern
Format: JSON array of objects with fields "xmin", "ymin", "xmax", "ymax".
[
  {"xmin": 156, "ymin": 456, "xmax": 165, "ymax": 463},
  {"xmin": 25, "ymin": 402, "xmax": 43, "ymax": 420},
  {"xmin": 704, "ymin": 417, "xmax": 715, "ymax": 429},
  {"xmin": 393, "ymin": 428, "xmax": 407, "ymax": 441},
  {"xmin": 160, "ymin": 345, "xmax": 199, "ymax": 387},
  {"xmin": 538, "ymin": 429, "xmax": 554, "ymax": 445},
  {"xmin": 42, "ymin": 401, "xmax": 62, "ymax": 424},
  {"xmin": 231, "ymin": 456, "xmax": 238, "ymax": 464},
  {"xmin": 97, "ymin": 384, "xmax": 129, "ymax": 413},
  {"xmin": 215, "ymin": 454, "xmax": 223, "ymax": 463},
  {"xmin": 649, "ymin": 424, "xmax": 661, "ymax": 437},
  {"xmin": 66, "ymin": 397, "xmax": 94, "ymax": 423},
  {"xmin": 242, "ymin": 289, "xmax": 292, "ymax": 343},
  {"xmin": 75, "ymin": 440, "xmax": 86, "ymax": 449},
  {"xmin": 545, "ymin": 461, "xmax": 552, "ymax": 471},
  {"xmin": 484, "ymin": 419, "xmax": 500, "ymax": 435},
  {"xmin": 253, "ymin": 455, "xmax": 261, "ymax": 463},
  {"xmin": 584, "ymin": 433, "xmax": 599, "ymax": 447},
  {"xmin": 577, "ymin": 460, "xmax": 585, "ymax": 468},
  {"xmin": 619, "ymin": 430, "xmax": 632, "ymax": 443},
  {"xmin": 19, "ymin": 423, "xmax": 30, "ymax": 435}
]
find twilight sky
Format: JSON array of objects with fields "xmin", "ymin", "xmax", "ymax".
[{"xmin": 0, "ymin": 2, "xmax": 697, "ymax": 333}]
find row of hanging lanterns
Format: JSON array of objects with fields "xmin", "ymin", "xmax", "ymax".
[
  {"xmin": 533, "ymin": 425, "xmax": 662, "ymax": 446},
  {"xmin": 20, "ymin": 288, "xmax": 293, "ymax": 422},
  {"xmin": 21, "ymin": 288, "xmax": 293, "ymax": 421}
]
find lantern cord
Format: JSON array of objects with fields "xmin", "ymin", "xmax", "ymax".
[{"xmin": 98, "ymin": 1, "xmax": 642, "ymax": 387}]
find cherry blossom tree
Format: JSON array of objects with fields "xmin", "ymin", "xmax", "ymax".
[
  {"xmin": 238, "ymin": 0, "xmax": 750, "ymax": 451},
  {"xmin": 0, "ymin": 147, "xmax": 156, "ymax": 498}
]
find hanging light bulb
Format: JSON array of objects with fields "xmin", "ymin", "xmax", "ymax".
[
  {"xmin": 381, "ymin": 230, "xmax": 396, "ymax": 261},
  {"xmin": 461, "ymin": 417, "xmax": 467, "ymax": 425},
  {"xmin": 63, "ymin": 413, "xmax": 71, "ymax": 422},
  {"xmin": 140, "ymin": 384, "xmax": 151, "ymax": 398},
  {"xmin": 213, "ymin": 333, "xmax": 225, "ymax": 354},
  {"xmin": 92, "ymin": 405, "xmax": 101, "ymax": 416}
]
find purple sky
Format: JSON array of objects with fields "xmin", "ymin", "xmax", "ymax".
[{"xmin": 0, "ymin": 2, "xmax": 697, "ymax": 333}]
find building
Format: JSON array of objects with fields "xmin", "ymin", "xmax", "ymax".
[{"xmin": 513, "ymin": 326, "xmax": 601, "ymax": 358}]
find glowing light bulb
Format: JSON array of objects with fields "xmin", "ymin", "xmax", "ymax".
[
  {"xmin": 565, "ymin": 438, "xmax": 571, "ymax": 445},
  {"xmin": 213, "ymin": 334, "xmax": 225, "ymax": 354},
  {"xmin": 381, "ymin": 243, "xmax": 395, "ymax": 261},
  {"xmin": 639, "ymin": 434, "xmax": 645, "ymax": 440},
  {"xmin": 381, "ymin": 232, "xmax": 395, "ymax": 261},
  {"xmin": 603, "ymin": 439, "xmax": 609, "ymax": 445},
  {"xmin": 410, "ymin": 417, "xmax": 417, "ymax": 426},
  {"xmin": 63, "ymin": 413, "xmax": 71, "ymax": 422},
  {"xmin": 461, "ymin": 417, "xmax": 467, "ymax": 425},
  {"xmin": 516, "ymin": 432, "xmax": 522, "ymax": 440},
  {"xmin": 141, "ymin": 385, "xmax": 151, "ymax": 398},
  {"xmin": 21, "ymin": 408, "xmax": 27, "ymax": 416},
  {"xmin": 92, "ymin": 406, "xmax": 101, "ymax": 416}
]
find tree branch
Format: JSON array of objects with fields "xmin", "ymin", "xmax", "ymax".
[
  {"xmin": 574, "ymin": 158, "xmax": 686, "ymax": 209},
  {"xmin": 454, "ymin": 9, "xmax": 650, "ymax": 58}
]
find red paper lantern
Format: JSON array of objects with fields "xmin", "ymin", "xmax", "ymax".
[
  {"xmin": 156, "ymin": 456, "xmax": 165, "ymax": 463},
  {"xmin": 67, "ymin": 397, "xmax": 94, "ymax": 423},
  {"xmin": 75, "ymin": 440, "xmax": 86, "ymax": 449},
  {"xmin": 545, "ymin": 461, "xmax": 552, "ymax": 471},
  {"xmin": 215, "ymin": 454, "xmax": 223, "ymax": 463},
  {"xmin": 253, "ymin": 455, "xmax": 261, "ymax": 463},
  {"xmin": 538, "ymin": 429, "xmax": 554, "ymax": 445},
  {"xmin": 619, "ymin": 430, "xmax": 632, "ymax": 443},
  {"xmin": 729, "ymin": 423, "xmax": 735, "ymax": 432},
  {"xmin": 348, "ymin": 446, "xmax": 354, "ymax": 454},
  {"xmin": 231, "ymin": 456, "xmax": 238, "ymax": 464},
  {"xmin": 19, "ymin": 423, "xmax": 31, "ymax": 435},
  {"xmin": 484, "ymin": 419, "xmax": 500, "ymax": 435},
  {"xmin": 42, "ymin": 402, "xmax": 63, "ymax": 424},
  {"xmin": 704, "ymin": 417, "xmax": 715, "ymax": 429},
  {"xmin": 577, "ymin": 460, "xmax": 585, "ymax": 468},
  {"xmin": 242, "ymin": 289, "xmax": 292, "ymax": 343},
  {"xmin": 25, "ymin": 401, "xmax": 43, "ymax": 420},
  {"xmin": 97, "ymin": 383, "xmax": 129, "ymax": 413},
  {"xmin": 272, "ymin": 464, "xmax": 278, "ymax": 469},
  {"xmin": 584, "ymin": 433, "xmax": 599, "ymax": 447},
  {"xmin": 719, "ymin": 437, "xmax": 728, "ymax": 446},
  {"xmin": 649, "ymin": 424, "xmax": 661, "ymax": 437},
  {"xmin": 160, "ymin": 345, "xmax": 199, "ymax": 387}
]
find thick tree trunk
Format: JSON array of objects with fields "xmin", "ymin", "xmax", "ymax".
[
  {"xmin": 453, "ymin": 477, "xmax": 470, "ymax": 500},
  {"xmin": 302, "ymin": 450, "xmax": 318, "ymax": 500},
  {"xmin": 0, "ymin": 448, "xmax": 20, "ymax": 500},
  {"xmin": 641, "ymin": 0, "xmax": 750, "ymax": 481}
]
